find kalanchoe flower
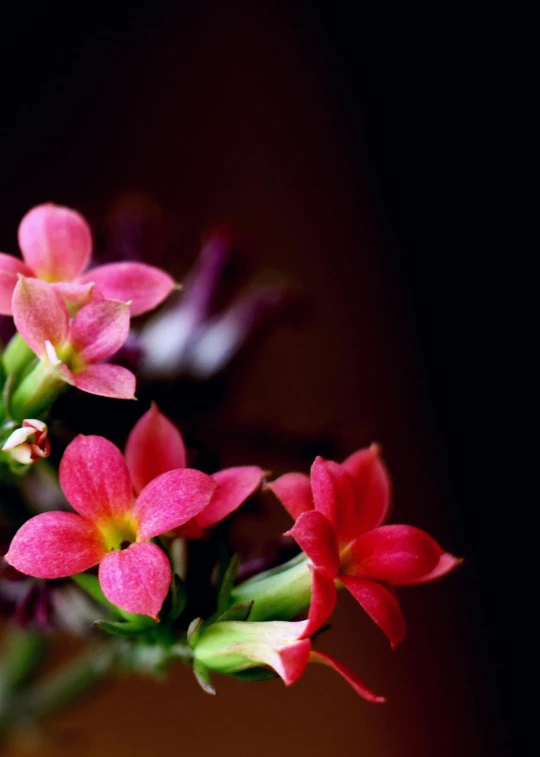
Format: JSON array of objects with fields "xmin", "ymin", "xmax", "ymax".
[
  {"xmin": 0, "ymin": 203, "xmax": 175, "ymax": 316},
  {"xmin": 124, "ymin": 403, "xmax": 265, "ymax": 536},
  {"xmin": 12, "ymin": 276, "xmax": 136, "ymax": 401},
  {"xmin": 4, "ymin": 435, "xmax": 218, "ymax": 618},
  {"xmin": 192, "ymin": 568, "xmax": 384, "ymax": 702},
  {"xmin": 2, "ymin": 419, "xmax": 50, "ymax": 464},
  {"xmin": 267, "ymin": 445, "xmax": 461, "ymax": 649},
  {"xmin": 139, "ymin": 230, "xmax": 291, "ymax": 379}
]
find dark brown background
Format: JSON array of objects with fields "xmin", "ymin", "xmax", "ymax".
[{"xmin": 1, "ymin": 2, "xmax": 516, "ymax": 755}]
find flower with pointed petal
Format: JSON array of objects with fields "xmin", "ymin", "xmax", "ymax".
[
  {"xmin": 0, "ymin": 203, "xmax": 175, "ymax": 316},
  {"xmin": 12, "ymin": 276, "xmax": 136, "ymax": 400},
  {"xmin": 2, "ymin": 419, "xmax": 51, "ymax": 465},
  {"xmin": 266, "ymin": 446, "xmax": 461, "ymax": 649},
  {"xmin": 192, "ymin": 567, "xmax": 383, "ymax": 702},
  {"xmin": 4, "ymin": 435, "xmax": 218, "ymax": 619},
  {"xmin": 124, "ymin": 403, "xmax": 265, "ymax": 535}
]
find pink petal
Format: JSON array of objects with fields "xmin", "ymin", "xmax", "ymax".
[
  {"xmin": 310, "ymin": 457, "xmax": 357, "ymax": 543},
  {"xmin": 268, "ymin": 639, "xmax": 312, "ymax": 686},
  {"xmin": 285, "ymin": 510, "xmax": 340, "ymax": 576},
  {"xmin": 341, "ymin": 444, "xmax": 391, "ymax": 534},
  {"xmin": 73, "ymin": 363, "xmax": 136, "ymax": 399},
  {"xmin": 398, "ymin": 551, "xmax": 463, "ymax": 585},
  {"xmin": 59, "ymin": 435, "xmax": 133, "ymax": 522},
  {"xmin": 12, "ymin": 277, "xmax": 69, "ymax": 357},
  {"xmin": 98, "ymin": 541, "xmax": 171, "ymax": 620},
  {"xmin": 51, "ymin": 281, "xmax": 101, "ymax": 311},
  {"xmin": 0, "ymin": 253, "xmax": 34, "ymax": 315},
  {"xmin": 70, "ymin": 299, "xmax": 130, "ymax": 363},
  {"xmin": 309, "ymin": 651, "xmax": 385, "ymax": 703},
  {"xmin": 125, "ymin": 403, "xmax": 187, "ymax": 495},
  {"xmin": 299, "ymin": 565, "xmax": 337, "ymax": 638},
  {"xmin": 340, "ymin": 576, "xmax": 407, "ymax": 649},
  {"xmin": 18, "ymin": 203, "xmax": 92, "ymax": 282},
  {"xmin": 4, "ymin": 511, "xmax": 105, "ymax": 579},
  {"xmin": 134, "ymin": 469, "xmax": 218, "ymax": 540},
  {"xmin": 264, "ymin": 472, "xmax": 313, "ymax": 519},
  {"xmin": 344, "ymin": 525, "xmax": 443, "ymax": 585},
  {"xmin": 196, "ymin": 466, "xmax": 265, "ymax": 529},
  {"xmin": 79, "ymin": 262, "xmax": 175, "ymax": 316}
]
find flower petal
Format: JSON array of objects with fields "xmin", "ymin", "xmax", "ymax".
[
  {"xmin": 340, "ymin": 576, "xmax": 407, "ymax": 649},
  {"xmin": 285, "ymin": 510, "xmax": 340, "ymax": 576},
  {"xmin": 310, "ymin": 457, "xmax": 357, "ymax": 542},
  {"xmin": 79, "ymin": 262, "xmax": 175, "ymax": 316},
  {"xmin": 51, "ymin": 281, "xmax": 101, "ymax": 312},
  {"xmin": 196, "ymin": 466, "xmax": 265, "ymax": 529},
  {"xmin": 344, "ymin": 525, "xmax": 442, "ymax": 584},
  {"xmin": 265, "ymin": 639, "xmax": 312, "ymax": 686},
  {"xmin": 12, "ymin": 277, "xmax": 69, "ymax": 357},
  {"xmin": 73, "ymin": 364, "xmax": 136, "ymax": 399},
  {"xmin": 341, "ymin": 444, "xmax": 391, "ymax": 535},
  {"xmin": 125, "ymin": 403, "xmax": 187, "ymax": 495},
  {"xmin": 298, "ymin": 565, "xmax": 337, "ymax": 638},
  {"xmin": 18, "ymin": 203, "xmax": 92, "ymax": 282},
  {"xmin": 4, "ymin": 512, "xmax": 105, "ymax": 579},
  {"xmin": 0, "ymin": 253, "xmax": 34, "ymax": 315},
  {"xmin": 397, "ymin": 551, "xmax": 463, "ymax": 585},
  {"xmin": 134, "ymin": 469, "xmax": 218, "ymax": 540},
  {"xmin": 309, "ymin": 651, "xmax": 385, "ymax": 703},
  {"xmin": 98, "ymin": 541, "xmax": 171, "ymax": 620},
  {"xmin": 265, "ymin": 472, "xmax": 313, "ymax": 519},
  {"xmin": 70, "ymin": 299, "xmax": 130, "ymax": 363},
  {"xmin": 59, "ymin": 435, "xmax": 133, "ymax": 522}
]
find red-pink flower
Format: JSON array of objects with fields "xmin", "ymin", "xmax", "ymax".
[
  {"xmin": 0, "ymin": 203, "xmax": 175, "ymax": 316},
  {"xmin": 12, "ymin": 276, "xmax": 136, "ymax": 399},
  {"xmin": 4, "ymin": 435, "xmax": 217, "ymax": 618},
  {"xmin": 267, "ymin": 445, "xmax": 461, "ymax": 649},
  {"xmin": 124, "ymin": 403, "xmax": 265, "ymax": 535},
  {"xmin": 193, "ymin": 567, "xmax": 384, "ymax": 702}
]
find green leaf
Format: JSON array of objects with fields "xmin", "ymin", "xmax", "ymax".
[
  {"xmin": 72, "ymin": 573, "xmax": 119, "ymax": 613},
  {"xmin": 193, "ymin": 659, "xmax": 216, "ymax": 695},
  {"xmin": 215, "ymin": 600, "xmax": 254, "ymax": 623},
  {"xmin": 216, "ymin": 553, "xmax": 241, "ymax": 615}
]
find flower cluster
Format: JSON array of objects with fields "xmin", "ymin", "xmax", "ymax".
[{"xmin": 0, "ymin": 203, "xmax": 460, "ymax": 726}]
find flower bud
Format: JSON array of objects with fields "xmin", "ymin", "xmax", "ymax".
[{"xmin": 2, "ymin": 419, "xmax": 51, "ymax": 465}]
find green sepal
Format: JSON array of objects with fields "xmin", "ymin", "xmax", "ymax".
[
  {"xmin": 187, "ymin": 617, "xmax": 203, "ymax": 647},
  {"xmin": 168, "ymin": 573, "xmax": 187, "ymax": 622},
  {"xmin": 216, "ymin": 553, "xmax": 241, "ymax": 615},
  {"xmin": 215, "ymin": 600, "xmax": 254, "ymax": 623},
  {"xmin": 193, "ymin": 659, "xmax": 216, "ymax": 695},
  {"xmin": 230, "ymin": 667, "xmax": 278, "ymax": 682}
]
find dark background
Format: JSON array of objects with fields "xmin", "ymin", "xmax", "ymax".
[{"xmin": 1, "ymin": 2, "xmax": 516, "ymax": 755}]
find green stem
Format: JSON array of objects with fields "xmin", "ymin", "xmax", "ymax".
[
  {"xmin": 2, "ymin": 334, "xmax": 37, "ymax": 380},
  {"xmin": 10, "ymin": 360, "xmax": 67, "ymax": 420}
]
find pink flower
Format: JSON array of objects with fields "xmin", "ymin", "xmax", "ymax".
[
  {"xmin": 4, "ymin": 435, "xmax": 218, "ymax": 619},
  {"xmin": 267, "ymin": 445, "xmax": 461, "ymax": 649},
  {"xmin": 193, "ymin": 567, "xmax": 384, "ymax": 702},
  {"xmin": 124, "ymin": 403, "xmax": 265, "ymax": 535},
  {"xmin": 0, "ymin": 203, "xmax": 175, "ymax": 316},
  {"xmin": 12, "ymin": 276, "xmax": 136, "ymax": 399},
  {"xmin": 2, "ymin": 419, "xmax": 51, "ymax": 464}
]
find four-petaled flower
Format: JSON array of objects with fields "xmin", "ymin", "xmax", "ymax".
[
  {"xmin": 267, "ymin": 445, "xmax": 461, "ymax": 648},
  {"xmin": 12, "ymin": 276, "xmax": 136, "ymax": 399},
  {"xmin": 0, "ymin": 203, "xmax": 175, "ymax": 316},
  {"xmin": 5, "ymin": 435, "xmax": 218, "ymax": 618},
  {"xmin": 2, "ymin": 419, "xmax": 51, "ymax": 464},
  {"xmin": 124, "ymin": 403, "xmax": 265, "ymax": 536}
]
